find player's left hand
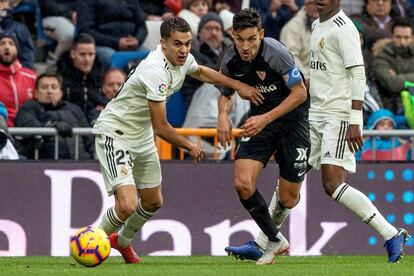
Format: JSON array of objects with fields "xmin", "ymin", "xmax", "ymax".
[
  {"xmin": 240, "ymin": 115, "xmax": 268, "ymax": 137},
  {"xmin": 345, "ymin": 124, "xmax": 363, "ymax": 153},
  {"xmin": 236, "ymin": 83, "xmax": 264, "ymax": 106}
]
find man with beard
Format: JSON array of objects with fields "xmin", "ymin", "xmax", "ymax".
[
  {"xmin": 373, "ymin": 17, "xmax": 414, "ymax": 114},
  {"xmin": 0, "ymin": 33, "xmax": 36, "ymax": 126},
  {"xmin": 0, "ymin": 0, "xmax": 35, "ymax": 69}
]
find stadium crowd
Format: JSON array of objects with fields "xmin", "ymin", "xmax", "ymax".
[{"xmin": 0, "ymin": 0, "xmax": 414, "ymax": 160}]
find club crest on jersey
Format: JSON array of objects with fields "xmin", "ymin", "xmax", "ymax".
[
  {"xmin": 158, "ymin": 83, "xmax": 169, "ymax": 95},
  {"xmin": 318, "ymin": 38, "xmax": 325, "ymax": 49},
  {"xmin": 256, "ymin": 71, "xmax": 266, "ymax": 81}
]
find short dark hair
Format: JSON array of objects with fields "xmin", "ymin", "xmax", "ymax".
[
  {"xmin": 36, "ymin": 72, "xmax": 62, "ymax": 89},
  {"xmin": 103, "ymin": 68, "xmax": 126, "ymax": 85},
  {"xmin": 391, "ymin": 17, "xmax": 412, "ymax": 34},
  {"xmin": 72, "ymin": 33, "xmax": 96, "ymax": 49},
  {"xmin": 232, "ymin": 8, "xmax": 262, "ymax": 32},
  {"xmin": 160, "ymin": 17, "xmax": 191, "ymax": 39}
]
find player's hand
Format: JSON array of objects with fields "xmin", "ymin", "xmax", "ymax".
[
  {"xmin": 236, "ymin": 83, "xmax": 264, "ymax": 106},
  {"xmin": 240, "ymin": 115, "xmax": 268, "ymax": 137},
  {"xmin": 217, "ymin": 113, "xmax": 233, "ymax": 149},
  {"xmin": 345, "ymin": 124, "xmax": 363, "ymax": 153},
  {"xmin": 188, "ymin": 143, "xmax": 204, "ymax": 165}
]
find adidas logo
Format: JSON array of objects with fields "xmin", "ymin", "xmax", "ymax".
[{"xmin": 323, "ymin": 151, "xmax": 331, "ymax": 158}]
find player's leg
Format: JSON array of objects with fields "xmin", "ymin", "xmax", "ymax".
[
  {"xmin": 320, "ymin": 120, "xmax": 409, "ymax": 262},
  {"xmin": 256, "ymin": 123, "xmax": 309, "ymax": 264},
  {"xmin": 95, "ymin": 135, "xmax": 135, "ymax": 234},
  {"xmin": 234, "ymin": 159, "xmax": 280, "ymax": 245},
  {"xmin": 116, "ymin": 151, "xmax": 162, "ymax": 254}
]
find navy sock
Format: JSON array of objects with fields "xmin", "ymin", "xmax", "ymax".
[{"xmin": 240, "ymin": 189, "xmax": 280, "ymax": 242}]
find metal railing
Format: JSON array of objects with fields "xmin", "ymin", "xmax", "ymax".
[{"xmin": 8, "ymin": 128, "xmax": 414, "ymax": 160}]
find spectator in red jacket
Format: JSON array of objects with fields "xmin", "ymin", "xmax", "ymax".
[{"xmin": 0, "ymin": 33, "xmax": 36, "ymax": 126}]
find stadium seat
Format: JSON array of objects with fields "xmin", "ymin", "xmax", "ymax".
[
  {"xmin": 110, "ymin": 51, "xmax": 149, "ymax": 70},
  {"xmin": 167, "ymin": 91, "xmax": 187, "ymax": 127}
]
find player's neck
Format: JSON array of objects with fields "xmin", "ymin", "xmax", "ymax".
[{"xmin": 319, "ymin": 7, "xmax": 341, "ymax": 23}]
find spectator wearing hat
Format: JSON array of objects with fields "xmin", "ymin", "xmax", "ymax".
[
  {"xmin": 181, "ymin": 12, "xmax": 231, "ymax": 107},
  {"xmin": 0, "ymin": 33, "xmax": 36, "ymax": 127},
  {"xmin": 0, "ymin": 102, "xmax": 18, "ymax": 159},
  {"xmin": 0, "ymin": 0, "xmax": 35, "ymax": 69},
  {"xmin": 77, "ymin": 0, "xmax": 148, "ymax": 69},
  {"xmin": 178, "ymin": 0, "xmax": 211, "ymax": 36},
  {"xmin": 357, "ymin": 108, "xmax": 411, "ymax": 160}
]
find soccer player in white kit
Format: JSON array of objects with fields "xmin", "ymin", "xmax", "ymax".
[
  {"xmin": 224, "ymin": 0, "xmax": 409, "ymax": 264},
  {"xmin": 93, "ymin": 17, "xmax": 263, "ymax": 263}
]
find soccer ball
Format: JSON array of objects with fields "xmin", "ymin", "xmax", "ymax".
[{"xmin": 70, "ymin": 226, "xmax": 111, "ymax": 267}]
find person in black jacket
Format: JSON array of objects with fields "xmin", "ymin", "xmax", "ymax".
[
  {"xmin": 77, "ymin": 0, "xmax": 148, "ymax": 69},
  {"xmin": 57, "ymin": 33, "xmax": 106, "ymax": 124},
  {"xmin": 39, "ymin": 0, "xmax": 78, "ymax": 61},
  {"xmin": 14, "ymin": 72, "xmax": 94, "ymax": 159},
  {"xmin": 0, "ymin": 0, "xmax": 34, "ymax": 69}
]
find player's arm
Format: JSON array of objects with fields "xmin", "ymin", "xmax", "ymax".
[
  {"xmin": 148, "ymin": 100, "xmax": 204, "ymax": 163},
  {"xmin": 345, "ymin": 65, "xmax": 366, "ymax": 153},
  {"xmin": 240, "ymin": 66, "xmax": 307, "ymax": 137},
  {"xmin": 217, "ymin": 94, "xmax": 234, "ymax": 149},
  {"xmin": 189, "ymin": 65, "xmax": 264, "ymax": 106}
]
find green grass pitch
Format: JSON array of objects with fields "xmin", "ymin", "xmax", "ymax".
[{"xmin": 0, "ymin": 255, "xmax": 412, "ymax": 276}]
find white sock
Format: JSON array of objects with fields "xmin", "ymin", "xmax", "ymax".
[
  {"xmin": 117, "ymin": 199, "xmax": 156, "ymax": 247},
  {"xmin": 99, "ymin": 206, "xmax": 124, "ymax": 235},
  {"xmin": 254, "ymin": 187, "xmax": 291, "ymax": 249},
  {"xmin": 332, "ymin": 183, "xmax": 398, "ymax": 241}
]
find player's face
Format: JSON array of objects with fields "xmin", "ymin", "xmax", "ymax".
[
  {"xmin": 314, "ymin": 0, "xmax": 340, "ymax": 18},
  {"xmin": 102, "ymin": 70, "xmax": 126, "ymax": 100},
  {"xmin": 392, "ymin": 26, "xmax": 413, "ymax": 48},
  {"xmin": 366, "ymin": 0, "xmax": 391, "ymax": 18},
  {"xmin": 36, "ymin": 77, "xmax": 63, "ymax": 106},
  {"xmin": 199, "ymin": 20, "xmax": 223, "ymax": 50},
  {"xmin": 161, "ymin": 31, "xmax": 192, "ymax": 66},
  {"xmin": 0, "ymin": 38, "xmax": 18, "ymax": 66},
  {"xmin": 232, "ymin": 27, "xmax": 264, "ymax": 62},
  {"xmin": 189, "ymin": 0, "xmax": 209, "ymax": 17},
  {"xmin": 70, "ymin": 43, "xmax": 96, "ymax": 74}
]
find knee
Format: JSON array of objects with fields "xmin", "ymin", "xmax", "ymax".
[
  {"xmin": 116, "ymin": 199, "xmax": 138, "ymax": 220},
  {"xmin": 234, "ymin": 177, "xmax": 255, "ymax": 200},
  {"xmin": 322, "ymin": 177, "xmax": 341, "ymax": 197},
  {"xmin": 141, "ymin": 197, "xmax": 163, "ymax": 213},
  {"xmin": 279, "ymin": 193, "xmax": 300, "ymax": 209}
]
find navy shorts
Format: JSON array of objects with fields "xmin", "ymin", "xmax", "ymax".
[{"xmin": 235, "ymin": 117, "xmax": 310, "ymax": 183}]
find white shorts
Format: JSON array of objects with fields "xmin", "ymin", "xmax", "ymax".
[
  {"xmin": 308, "ymin": 119, "xmax": 356, "ymax": 173},
  {"xmin": 95, "ymin": 134, "xmax": 162, "ymax": 195}
]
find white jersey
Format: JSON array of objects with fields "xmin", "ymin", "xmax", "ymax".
[
  {"xmin": 93, "ymin": 45, "xmax": 199, "ymax": 153},
  {"xmin": 309, "ymin": 10, "xmax": 364, "ymax": 121}
]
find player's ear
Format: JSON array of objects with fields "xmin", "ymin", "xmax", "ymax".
[
  {"xmin": 160, "ymin": 38, "xmax": 167, "ymax": 49},
  {"xmin": 259, "ymin": 28, "xmax": 264, "ymax": 40}
]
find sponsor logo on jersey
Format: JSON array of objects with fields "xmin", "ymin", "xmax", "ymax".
[
  {"xmin": 158, "ymin": 83, "xmax": 169, "ymax": 95},
  {"xmin": 256, "ymin": 84, "xmax": 277, "ymax": 93},
  {"xmin": 256, "ymin": 70, "xmax": 266, "ymax": 80}
]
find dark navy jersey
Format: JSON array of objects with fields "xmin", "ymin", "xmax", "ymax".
[{"xmin": 220, "ymin": 37, "xmax": 309, "ymax": 121}]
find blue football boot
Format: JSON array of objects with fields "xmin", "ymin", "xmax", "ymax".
[
  {"xmin": 225, "ymin": 240, "xmax": 264, "ymax": 261},
  {"xmin": 384, "ymin": 228, "xmax": 410, "ymax": 263}
]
